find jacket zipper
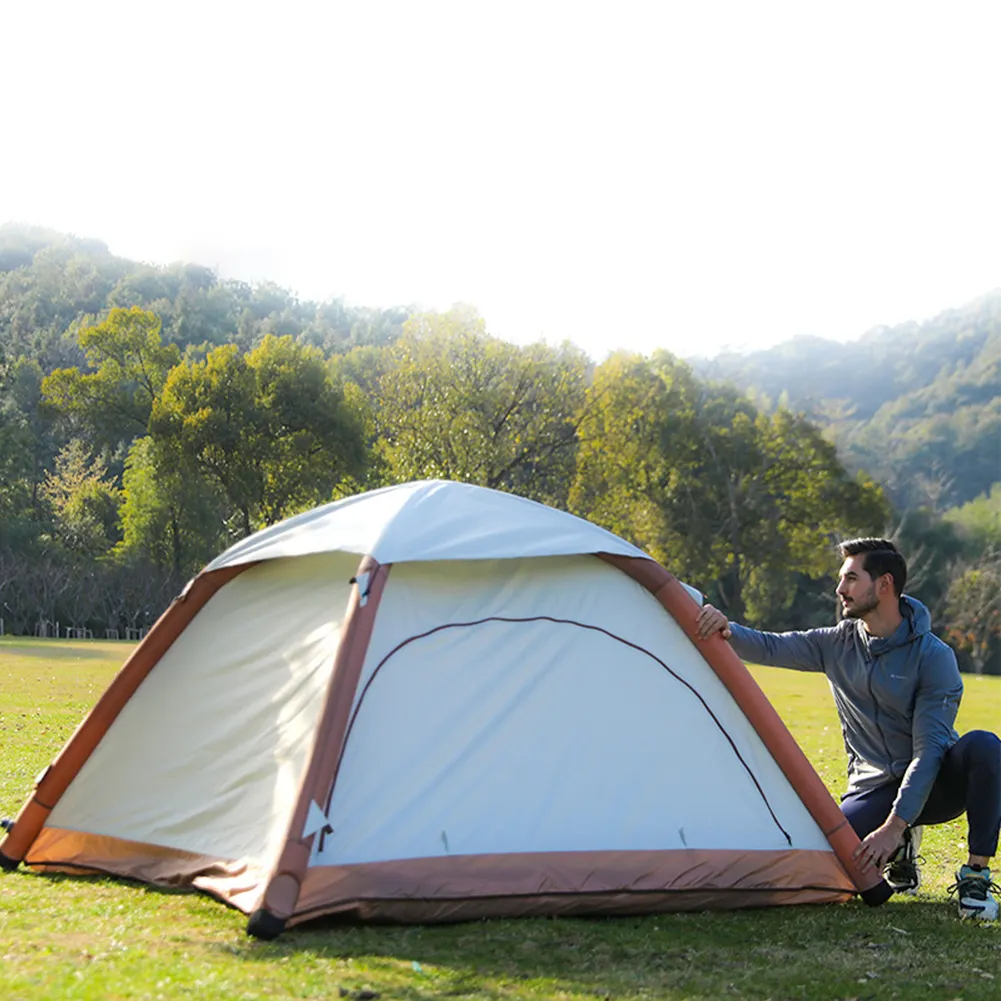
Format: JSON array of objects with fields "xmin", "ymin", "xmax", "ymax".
[{"xmin": 866, "ymin": 653, "xmax": 896, "ymax": 774}]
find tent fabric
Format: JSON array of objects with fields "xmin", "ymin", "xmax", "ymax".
[
  {"xmin": 204, "ymin": 479, "xmax": 650, "ymax": 571},
  {"xmin": 322, "ymin": 556, "xmax": 830, "ymax": 866},
  {"xmin": 2, "ymin": 480, "xmax": 886, "ymax": 933},
  {"xmin": 23, "ymin": 828, "xmax": 268, "ymax": 915},
  {"xmin": 46, "ymin": 552, "xmax": 357, "ymax": 867}
]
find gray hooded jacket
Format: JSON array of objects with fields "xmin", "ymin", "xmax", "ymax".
[{"xmin": 727, "ymin": 596, "xmax": 962, "ymax": 823}]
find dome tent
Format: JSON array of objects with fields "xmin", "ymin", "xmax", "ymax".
[{"xmin": 0, "ymin": 480, "xmax": 889, "ymax": 937}]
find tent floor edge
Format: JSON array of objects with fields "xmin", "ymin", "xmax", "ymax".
[
  {"xmin": 859, "ymin": 879, "xmax": 893, "ymax": 906},
  {"xmin": 247, "ymin": 908, "xmax": 287, "ymax": 939}
]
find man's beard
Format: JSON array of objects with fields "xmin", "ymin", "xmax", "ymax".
[{"xmin": 842, "ymin": 589, "xmax": 879, "ymax": 619}]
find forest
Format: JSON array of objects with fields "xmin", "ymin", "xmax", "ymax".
[
  {"xmin": 1, "ymin": 224, "xmax": 998, "ymax": 673},
  {"xmin": 693, "ymin": 291, "xmax": 1001, "ymax": 513}
]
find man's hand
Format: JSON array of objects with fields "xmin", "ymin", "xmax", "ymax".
[
  {"xmin": 696, "ymin": 604, "xmax": 732, "ymax": 640},
  {"xmin": 852, "ymin": 815, "xmax": 908, "ymax": 873}
]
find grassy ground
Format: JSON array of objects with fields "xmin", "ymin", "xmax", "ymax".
[{"xmin": 0, "ymin": 637, "xmax": 998, "ymax": 1000}]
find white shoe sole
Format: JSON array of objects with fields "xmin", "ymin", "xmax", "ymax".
[
  {"xmin": 958, "ymin": 899, "xmax": 999, "ymax": 921},
  {"xmin": 885, "ymin": 871, "xmax": 920, "ymax": 895}
]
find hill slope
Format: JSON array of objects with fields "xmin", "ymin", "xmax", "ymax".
[
  {"xmin": 0, "ymin": 223, "xmax": 408, "ymax": 370},
  {"xmin": 693, "ymin": 292, "xmax": 1001, "ymax": 509}
]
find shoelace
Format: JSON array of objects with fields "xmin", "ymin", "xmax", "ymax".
[
  {"xmin": 948, "ymin": 873, "xmax": 1000, "ymax": 900},
  {"xmin": 885, "ymin": 852, "xmax": 924, "ymax": 879},
  {"xmin": 888, "ymin": 851, "xmax": 925, "ymax": 869}
]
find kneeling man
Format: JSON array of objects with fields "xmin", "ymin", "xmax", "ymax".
[{"xmin": 696, "ymin": 538, "xmax": 1000, "ymax": 921}]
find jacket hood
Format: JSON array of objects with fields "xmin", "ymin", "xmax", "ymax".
[
  {"xmin": 900, "ymin": 594, "xmax": 932, "ymax": 636},
  {"xmin": 862, "ymin": 594, "xmax": 931, "ymax": 654}
]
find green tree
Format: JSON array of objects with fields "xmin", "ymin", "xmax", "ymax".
[
  {"xmin": 890, "ymin": 506, "xmax": 966, "ymax": 625},
  {"xmin": 1, "ymin": 357, "xmax": 35, "ymax": 519},
  {"xmin": 733, "ymin": 409, "xmax": 889, "ymax": 623},
  {"xmin": 569, "ymin": 351, "xmax": 701, "ymax": 563},
  {"xmin": 42, "ymin": 306, "xmax": 180, "ymax": 451},
  {"xmin": 40, "ymin": 440, "xmax": 121, "ymax": 560},
  {"xmin": 944, "ymin": 484, "xmax": 1001, "ymax": 550},
  {"xmin": 116, "ymin": 436, "xmax": 225, "ymax": 579},
  {"xmin": 944, "ymin": 551, "xmax": 1001, "ymax": 675},
  {"xmin": 151, "ymin": 335, "xmax": 367, "ymax": 537},
  {"xmin": 339, "ymin": 343, "xmax": 392, "ymax": 400},
  {"xmin": 571, "ymin": 353, "xmax": 889, "ymax": 623},
  {"xmin": 374, "ymin": 307, "xmax": 589, "ymax": 507},
  {"xmin": 1, "ymin": 356, "xmax": 59, "ymax": 529}
]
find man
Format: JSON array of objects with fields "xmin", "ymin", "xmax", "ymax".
[{"xmin": 696, "ymin": 538, "xmax": 1000, "ymax": 921}]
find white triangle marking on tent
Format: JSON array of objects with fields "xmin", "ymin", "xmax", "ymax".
[
  {"xmin": 355, "ymin": 571, "xmax": 371, "ymax": 607},
  {"xmin": 303, "ymin": 800, "xmax": 333, "ymax": 839}
]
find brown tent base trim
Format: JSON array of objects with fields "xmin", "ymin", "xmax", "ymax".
[
  {"xmin": 23, "ymin": 837, "xmax": 856, "ymax": 927},
  {"xmin": 289, "ymin": 885, "xmax": 852, "ymax": 926},
  {"xmin": 290, "ymin": 848, "xmax": 854, "ymax": 925},
  {"xmin": 24, "ymin": 827, "xmax": 268, "ymax": 915}
]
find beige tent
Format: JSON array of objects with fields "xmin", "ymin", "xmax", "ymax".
[{"xmin": 1, "ymin": 481, "xmax": 888, "ymax": 937}]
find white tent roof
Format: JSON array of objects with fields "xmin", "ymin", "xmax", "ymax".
[{"xmin": 205, "ymin": 480, "xmax": 652, "ymax": 572}]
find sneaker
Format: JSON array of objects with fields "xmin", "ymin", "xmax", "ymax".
[
  {"xmin": 884, "ymin": 826, "xmax": 923, "ymax": 894},
  {"xmin": 949, "ymin": 865, "xmax": 999, "ymax": 921}
]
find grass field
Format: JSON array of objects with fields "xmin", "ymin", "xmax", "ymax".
[{"xmin": 1, "ymin": 637, "xmax": 998, "ymax": 1000}]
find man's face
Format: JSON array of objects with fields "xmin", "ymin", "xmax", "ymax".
[{"xmin": 836, "ymin": 554, "xmax": 880, "ymax": 619}]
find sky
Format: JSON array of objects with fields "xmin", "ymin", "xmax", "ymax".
[{"xmin": 4, "ymin": 1, "xmax": 1000, "ymax": 361}]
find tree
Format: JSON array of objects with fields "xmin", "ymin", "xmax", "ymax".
[
  {"xmin": 1, "ymin": 356, "xmax": 60, "ymax": 528},
  {"xmin": 571, "ymin": 353, "xmax": 889, "ymax": 623},
  {"xmin": 374, "ymin": 307, "xmax": 589, "ymax": 507},
  {"xmin": 889, "ymin": 506, "xmax": 966, "ymax": 626},
  {"xmin": 569, "ymin": 351, "xmax": 701, "ymax": 562},
  {"xmin": 116, "ymin": 436, "xmax": 225, "ymax": 580},
  {"xmin": 678, "ymin": 398, "xmax": 887, "ymax": 622},
  {"xmin": 0, "ymin": 358, "xmax": 36, "ymax": 521},
  {"xmin": 944, "ymin": 484, "xmax": 1001, "ymax": 551},
  {"xmin": 0, "ymin": 233, "xmax": 128, "ymax": 369},
  {"xmin": 42, "ymin": 306, "xmax": 180, "ymax": 451},
  {"xmin": 732, "ymin": 409, "xmax": 888, "ymax": 624},
  {"xmin": 40, "ymin": 440, "xmax": 121, "ymax": 561},
  {"xmin": 151, "ymin": 335, "xmax": 368, "ymax": 537},
  {"xmin": 944, "ymin": 550, "xmax": 1001, "ymax": 675}
]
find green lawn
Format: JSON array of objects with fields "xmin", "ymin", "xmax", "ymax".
[{"xmin": 1, "ymin": 638, "xmax": 998, "ymax": 1001}]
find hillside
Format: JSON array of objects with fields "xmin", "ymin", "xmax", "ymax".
[
  {"xmin": 0, "ymin": 224, "xmax": 409, "ymax": 370},
  {"xmin": 3, "ymin": 223, "xmax": 998, "ymax": 514},
  {"xmin": 692, "ymin": 292, "xmax": 1001, "ymax": 510},
  {"xmin": 2, "ymin": 224, "xmax": 999, "ymax": 671}
]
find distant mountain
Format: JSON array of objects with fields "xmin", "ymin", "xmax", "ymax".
[{"xmin": 692, "ymin": 291, "xmax": 1001, "ymax": 511}]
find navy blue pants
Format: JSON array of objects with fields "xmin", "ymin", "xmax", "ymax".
[{"xmin": 840, "ymin": 730, "xmax": 1001, "ymax": 859}]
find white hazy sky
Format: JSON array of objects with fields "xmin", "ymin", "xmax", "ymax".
[{"xmin": 4, "ymin": 1, "xmax": 1000, "ymax": 361}]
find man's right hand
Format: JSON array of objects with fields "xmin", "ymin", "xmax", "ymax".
[{"xmin": 696, "ymin": 603, "xmax": 732, "ymax": 640}]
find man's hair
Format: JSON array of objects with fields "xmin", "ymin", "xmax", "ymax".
[{"xmin": 838, "ymin": 538, "xmax": 907, "ymax": 597}]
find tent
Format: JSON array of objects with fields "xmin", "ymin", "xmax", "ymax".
[{"xmin": 0, "ymin": 480, "xmax": 888, "ymax": 937}]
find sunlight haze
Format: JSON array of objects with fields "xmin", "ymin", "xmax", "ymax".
[{"xmin": 4, "ymin": 1, "xmax": 1000, "ymax": 360}]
